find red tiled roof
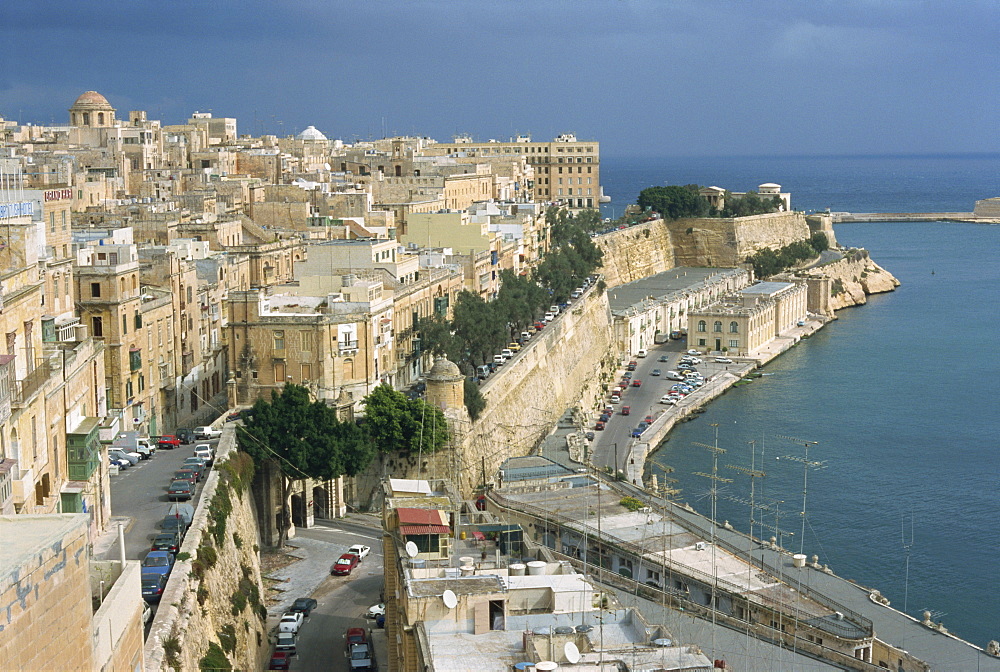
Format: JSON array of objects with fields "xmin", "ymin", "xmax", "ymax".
[
  {"xmin": 399, "ymin": 524, "xmax": 450, "ymax": 536},
  {"xmin": 471, "ymin": 530, "xmax": 485, "ymax": 541},
  {"xmin": 396, "ymin": 507, "xmax": 446, "ymax": 525}
]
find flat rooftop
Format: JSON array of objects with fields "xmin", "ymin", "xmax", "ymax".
[
  {"xmin": 0, "ymin": 514, "xmax": 89, "ymax": 577},
  {"xmin": 607, "ymin": 267, "xmax": 742, "ymax": 314}
]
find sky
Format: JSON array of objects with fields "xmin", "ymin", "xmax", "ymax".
[{"xmin": 2, "ymin": 0, "xmax": 998, "ymax": 158}]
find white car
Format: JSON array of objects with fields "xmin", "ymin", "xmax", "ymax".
[
  {"xmin": 348, "ymin": 544, "xmax": 371, "ymax": 561},
  {"xmin": 636, "ymin": 349, "xmax": 647, "ymax": 358},
  {"xmin": 194, "ymin": 426, "xmax": 222, "ymax": 440},
  {"xmin": 659, "ymin": 395, "xmax": 678, "ymax": 405},
  {"xmin": 278, "ymin": 611, "xmax": 304, "ymax": 634},
  {"xmin": 714, "ymin": 357, "xmax": 733, "ymax": 364},
  {"xmin": 687, "ymin": 349, "xmax": 700, "ymax": 355},
  {"xmin": 365, "ymin": 602, "xmax": 385, "ymax": 619}
]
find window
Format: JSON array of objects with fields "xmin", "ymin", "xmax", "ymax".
[
  {"xmin": 91, "ymin": 316, "xmax": 103, "ymax": 338},
  {"xmin": 121, "ymin": 314, "xmax": 128, "ymax": 335},
  {"xmin": 91, "ymin": 282, "xmax": 101, "ymax": 298},
  {"xmin": 134, "ymin": 311, "xmax": 142, "ymax": 329},
  {"xmin": 730, "ymin": 321, "xmax": 739, "ymax": 333},
  {"xmin": 698, "ymin": 338, "xmax": 706, "ymax": 346},
  {"xmin": 697, "ymin": 320, "xmax": 707, "ymax": 333},
  {"xmin": 730, "ymin": 339, "xmax": 739, "ymax": 348},
  {"xmin": 713, "ymin": 321, "xmax": 723, "ymax": 332},
  {"xmin": 49, "ymin": 212, "xmax": 56, "ymax": 232},
  {"xmin": 273, "ymin": 330, "xmax": 285, "ymax": 350}
]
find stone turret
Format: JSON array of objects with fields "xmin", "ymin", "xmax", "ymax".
[{"xmin": 426, "ymin": 357, "xmax": 463, "ymax": 411}]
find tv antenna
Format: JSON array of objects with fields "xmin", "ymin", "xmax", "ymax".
[
  {"xmin": 902, "ymin": 511, "xmax": 914, "ymax": 614},
  {"xmin": 693, "ymin": 424, "xmax": 731, "ymax": 657},
  {"xmin": 727, "ymin": 439, "xmax": 766, "ymax": 542},
  {"xmin": 777, "ymin": 435, "xmax": 823, "ymax": 555}
]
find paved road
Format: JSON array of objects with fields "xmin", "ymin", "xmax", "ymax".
[
  {"xmin": 102, "ymin": 439, "xmax": 217, "ymax": 561},
  {"xmin": 589, "ymin": 341, "xmax": 738, "ymax": 473},
  {"xmin": 283, "ymin": 518, "xmax": 387, "ymax": 671}
]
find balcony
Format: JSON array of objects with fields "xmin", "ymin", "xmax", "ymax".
[{"xmin": 12, "ymin": 359, "xmax": 54, "ymax": 407}]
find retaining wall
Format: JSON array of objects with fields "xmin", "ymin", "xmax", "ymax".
[{"xmin": 144, "ymin": 426, "xmax": 268, "ymax": 671}]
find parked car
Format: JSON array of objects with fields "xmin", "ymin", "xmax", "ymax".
[
  {"xmin": 151, "ymin": 532, "xmax": 181, "ymax": 554},
  {"xmin": 715, "ymin": 357, "xmax": 733, "ymax": 364},
  {"xmin": 660, "ymin": 395, "xmax": 678, "ymax": 405},
  {"xmin": 501, "ymin": 348, "xmax": 514, "ymax": 359},
  {"xmin": 594, "ymin": 421, "xmax": 605, "ymax": 431},
  {"xmin": 332, "ymin": 553, "xmax": 359, "ymax": 575},
  {"xmin": 687, "ymin": 349, "xmax": 700, "ymax": 355},
  {"xmin": 626, "ymin": 361, "xmax": 638, "ymax": 371},
  {"xmin": 109, "ymin": 448, "xmax": 140, "ymax": 466},
  {"xmin": 194, "ymin": 445, "xmax": 214, "ymax": 466},
  {"xmin": 610, "ymin": 394, "xmax": 621, "ymax": 404},
  {"xmin": 268, "ymin": 651, "xmax": 293, "ymax": 670},
  {"xmin": 157, "ymin": 435, "xmax": 181, "ymax": 450},
  {"xmin": 289, "ymin": 597, "xmax": 318, "ymax": 616},
  {"xmin": 348, "ymin": 544, "xmax": 371, "ymax": 561},
  {"xmin": 109, "ymin": 456, "xmax": 130, "ymax": 470},
  {"xmin": 141, "ymin": 573, "xmax": 167, "ymax": 603},
  {"xmin": 173, "ymin": 469, "xmax": 198, "ymax": 486},
  {"xmin": 176, "ymin": 464, "xmax": 203, "ymax": 482},
  {"xmin": 167, "ymin": 479, "xmax": 193, "ymax": 501},
  {"xmin": 366, "ymin": 603, "xmax": 386, "ymax": 619},
  {"xmin": 507, "ymin": 342, "xmax": 521, "ymax": 352},
  {"xmin": 637, "ymin": 349, "xmax": 648, "ymax": 358},
  {"xmin": 183, "ymin": 456, "xmax": 209, "ymax": 472},
  {"xmin": 278, "ymin": 611, "xmax": 304, "ymax": 634},
  {"xmin": 274, "ymin": 632, "xmax": 297, "ymax": 655},
  {"xmin": 194, "ymin": 426, "xmax": 222, "ymax": 440},
  {"xmin": 141, "ymin": 550, "xmax": 175, "ymax": 579},
  {"xmin": 348, "ymin": 641, "xmax": 377, "ymax": 671},
  {"xmin": 345, "ymin": 627, "xmax": 367, "ymax": 652},
  {"xmin": 631, "ymin": 379, "xmax": 642, "ymax": 387},
  {"xmin": 161, "ymin": 515, "xmax": 188, "ymax": 539},
  {"xmin": 665, "ymin": 371, "xmax": 684, "ymax": 380}
]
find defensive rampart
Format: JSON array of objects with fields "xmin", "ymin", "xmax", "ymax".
[
  {"xmin": 798, "ymin": 249, "xmax": 899, "ymax": 311},
  {"xmin": 144, "ymin": 426, "xmax": 267, "ymax": 672},
  {"xmin": 597, "ymin": 212, "xmax": 812, "ymax": 287}
]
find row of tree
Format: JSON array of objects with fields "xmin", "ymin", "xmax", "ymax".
[
  {"xmin": 415, "ymin": 207, "xmax": 604, "ymax": 376},
  {"xmin": 637, "ymin": 185, "xmax": 784, "ymax": 220},
  {"xmin": 236, "ymin": 383, "xmax": 449, "ymax": 545},
  {"xmin": 746, "ymin": 232, "xmax": 830, "ymax": 278}
]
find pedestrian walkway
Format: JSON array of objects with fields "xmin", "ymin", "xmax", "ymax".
[
  {"xmin": 92, "ymin": 516, "xmax": 133, "ymax": 560},
  {"xmin": 264, "ymin": 535, "xmax": 343, "ymax": 617}
]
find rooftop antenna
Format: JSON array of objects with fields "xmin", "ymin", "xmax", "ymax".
[
  {"xmin": 777, "ymin": 435, "xmax": 823, "ymax": 555},
  {"xmin": 902, "ymin": 511, "xmax": 914, "ymax": 615},
  {"xmin": 693, "ymin": 423, "xmax": 731, "ymax": 658}
]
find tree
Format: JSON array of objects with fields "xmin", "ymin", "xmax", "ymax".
[
  {"xmin": 237, "ymin": 384, "xmax": 374, "ymax": 546},
  {"xmin": 362, "ymin": 384, "xmax": 449, "ymax": 454},
  {"xmin": 463, "ymin": 378, "xmax": 487, "ymax": 421},
  {"xmin": 638, "ymin": 185, "xmax": 710, "ymax": 219}
]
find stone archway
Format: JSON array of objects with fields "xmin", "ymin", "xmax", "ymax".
[{"xmin": 290, "ymin": 492, "xmax": 306, "ymax": 527}]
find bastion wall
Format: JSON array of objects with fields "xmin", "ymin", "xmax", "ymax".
[
  {"xmin": 799, "ymin": 249, "xmax": 900, "ymax": 311},
  {"xmin": 145, "ymin": 427, "xmax": 267, "ymax": 672}
]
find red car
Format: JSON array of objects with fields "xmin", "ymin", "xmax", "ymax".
[
  {"xmin": 645, "ymin": 415, "xmax": 654, "ymax": 424},
  {"xmin": 627, "ymin": 361, "xmax": 638, "ymax": 371},
  {"xmin": 594, "ymin": 421, "xmax": 605, "ymax": 431},
  {"xmin": 157, "ymin": 434, "xmax": 181, "ymax": 449},
  {"xmin": 268, "ymin": 651, "xmax": 292, "ymax": 670},
  {"xmin": 621, "ymin": 406, "xmax": 631, "ymax": 416},
  {"xmin": 631, "ymin": 379, "xmax": 642, "ymax": 387},
  {"xmin": 332, "ymin": 553, "xmax": 359, "ymax": 576}
]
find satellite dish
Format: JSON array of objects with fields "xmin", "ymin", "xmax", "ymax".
[
  {"xmin": 564, "ymin": 642, "xmax": 581, "ymax": 664},
  {"xmin": 442, "ymin": 589, "xmax": 457, "ymax": 609},
  {"xmin": 405, "ymin": 541, "xmax": 419, "ymax": 558}
]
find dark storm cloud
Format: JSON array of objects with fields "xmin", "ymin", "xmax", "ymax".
[{"xmin": 2, "ymin": 0, "xmax": 997, "ymax": 156}]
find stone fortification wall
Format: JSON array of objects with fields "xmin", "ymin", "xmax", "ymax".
[
  {"xmin": 597, "ymin": 212, "xmax": 811, "ymax": 287},
  {"xmin": 798, "ymin": 249, "xmax": 899, "ymax": 311},
  {"xmin": 452, "ymin": 287, "xmax": 619, "ymax": 495},
  {"xmin": 596, "ymin": 222, "xmax": 676, "ymax": 287},
  {"xmin": 145, "ymin": 427, "xmax": 267, "ymax": 672}
]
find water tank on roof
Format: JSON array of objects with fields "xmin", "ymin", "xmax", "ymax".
[
  {"xmin": 509, "ymin": 563, "xmax": 526, "ymax": 576},
  {"xmin": 527, "ymin": 561, "xmax": 546, "ymax": 575}
]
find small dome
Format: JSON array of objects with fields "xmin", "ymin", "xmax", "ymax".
[
  {"xmin": 297, "ymin": 125, "xmax": 328, "ymax": 141},
  {"xmin": 71, "ymin": 91, "xmax": 114, "ymax": 110},
  {"xmin": 758, "ymin": 182, "xmax": 781, "ymax": 189},
  {"xmin": 427, "ymin": 357, "xmax": 462, "ymax": 380}
]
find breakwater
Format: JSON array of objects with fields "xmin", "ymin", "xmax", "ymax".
[{"xmin": 830, "ymin": 211, "xmax": 978, "ymax": 222}]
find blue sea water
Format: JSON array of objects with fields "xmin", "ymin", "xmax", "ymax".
[{"xmin": 600, "ymin": 155, "xmax": 1000, "ymax": 648}]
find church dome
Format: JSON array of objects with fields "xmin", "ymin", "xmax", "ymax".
[
  {"xmin": 71, "ymin": 91, "xmax": 114, "ymax": 110},
  {"xmin": 297, "ymin": 125, "xmax": 328, "ymax": 141}
]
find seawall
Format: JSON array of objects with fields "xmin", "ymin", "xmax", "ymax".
[{"xmin": 144, "ymin": 427, "xmax": 267, "ymax": 672}]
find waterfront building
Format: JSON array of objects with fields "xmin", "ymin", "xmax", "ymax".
[
  {"xmin": 687, "ymin": 281, "xmax": 807, "ymax": 356},
  {"xmin": 607, "ymin": 268, "xmax": 752, "ymax": 357}
]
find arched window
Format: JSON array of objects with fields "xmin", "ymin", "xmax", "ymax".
[
  {"xmin": 730, "ymin": 321, "xmax": 739, "ymax": 333},
  {"xmin": 98, "ymin": 112, "xmax": 104, "ymax": 125},
  {"xmin": 697, "ymin": 320, "xmax": 707, "ymax": 333},
  {"xmin": 713, "ymin": 321, "xmax": 723, "ymax": 333}
]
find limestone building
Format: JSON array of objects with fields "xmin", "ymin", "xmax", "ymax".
[
  {"xmin": 426, "ymin": 134, "xmax": 602, "ymax": 210},
  {"xmin": 688, "ymin": 280, "xmax": 808, "ymax": 356}
]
